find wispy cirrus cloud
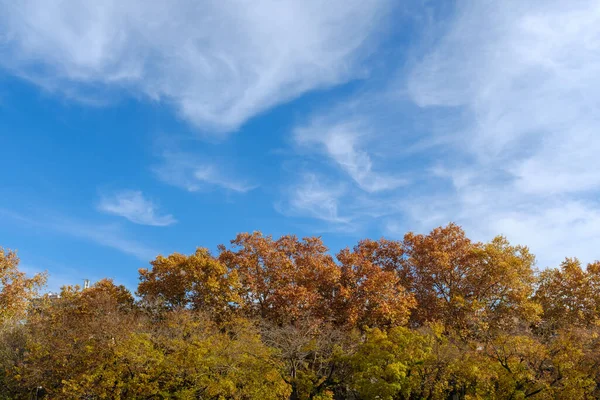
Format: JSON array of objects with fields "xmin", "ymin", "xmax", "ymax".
[
  {"xmin": 276, "ymin": 171, "xmax": 403, "ymax": 233},
  {"xmin": 3, "ymin": 0, "xmax": 598, "ymax": 272},
  {"xmin": 399, "ymin": 0, "xmax": 600, "ymax": 267},
  {"xmin": 97, "ymin": 190, "xmax": 176, "ymax": 227},
  {"xmin": 280, "ymin": 0, "xmax": 600, "ymax": 268},
  {"xmin": 294, "ymin": 118, "xmax": 407, "ymax": 192},
  {"xmin": 62, "ymin": 220, "xmax": 158, "ymax": 261},
  {"xmin": 0, "ymin": 0, "xmax": 391, "ymax": 132},
  {"xmin": 153, "ymin": 151, "xmax": 256, "ymax": 193},
  {"xmin": 0, "ymin": 207, "xmax": 158, "ymax": 261},
  {"xmin": 278, "ymin": 173, "xmax": 349, "ymax": 224}
]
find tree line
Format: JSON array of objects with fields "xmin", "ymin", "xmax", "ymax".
[{"xmin": 1, "ymin": 223, "xmax": 599, "ymax": 399}]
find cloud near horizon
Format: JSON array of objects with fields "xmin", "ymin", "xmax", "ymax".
[{"xmin": 0, "ymin": 208, "xmax": 159, "ymax": 261}]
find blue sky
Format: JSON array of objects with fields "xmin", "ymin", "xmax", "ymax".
[{"xmin": 1, "ymin": 0, "xmax": 599, "ymax": 292}]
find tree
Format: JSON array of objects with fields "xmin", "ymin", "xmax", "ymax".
[
  {"xmin": 260, "ymin": 317, "xmax": 357, "ymax": 400},
  {"xmin": 138, "ymin": 247, "xmax": 240, "ymax": 319},
  {"xmin": 348, "ymin": 326, "xmax": 434, "ymax": 400},
  {"xmin": 3, "ymin": 224, "xmax": 600, "ymax": 399},
  {"xmin": 62, "ymin": 310, "xmax": 290, "ymax": 399},
  {"xmin": 348, "ymin": 324, "xmax": 491, "ymax": 400},
  {"xmin": 0, "ymin": 248, "xmax": 46, "ymax": 398},
  {"xmin": 218, "ymin": 233, "xmax": 340, "ymax": 324},
  {"xmin": 13, "ymin": 280, "xmax": 140, "ymax": 398},
  {"xmin": 535, "ymin": 258, "xmax": 600, "ymax": 332},
  {"xmin": 336, "ymin": 245, "xmax": 415, "ymax": 329},
  {"xmin": 0, "ymin": 247, "xmax": 46, "ymax": 322},
  {"xmin": 401, "ymin": 224, "xmax": 539, "ymax": 335}
]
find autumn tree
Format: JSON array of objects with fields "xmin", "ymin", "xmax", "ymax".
[
  {"xmin": 61, "ymin": 310, "xmax": 290, "ymax": 399},
  {"xmin": 336, "ymin": 245, "xmax": 415, "ymax": 329},
  {"xmin": 0, "ymin": 247, "xmax": 46, "ymax": 322},
  {"xmin": 259, "ymin": 317, "xmax": 359, "ymax": 400},
  {"xmin": 218, "ymin": 233, "xmax": 340, "ymax": 324},
  {"xmin": 0, "ymin": 248, "xmax": 45, "ymax": 398},
  {"xmin": 534, "ymin": 258, "xmax": 600, "ymax": 332},
  {"xmin": 0, "ymin": 319, "xmax": 28, "ymax": 398},
  {"xmin": 138, "ymin": 247, "xmax": 240, "ymax": 319},
  {"xmin": 345, "ymin": 238, "xmax": 409, "ymax": 285},
  {"xmin": 12, "ymin": 285, "xmax": 290, "ymax": 399},
  {"xmin": 348, "ymin": 327, "xmax": 598, "ymax": 399},
  {"xmin": 400, "ymin": 224, "xmax": 539, "ymax": 335},
  {"xmin": 13, "ymin": 280, "xmax": 141, "ymax": 398},
  {"xmin": 348, "ymin": 326, "xmax": 434, "ymax": 399},
  {"xmin": 482, "ymin": 331, "xmax": 600, "ymax": 399},
  {"xmin": 348, "ymin": 324, "xmax": 493, "ymax": 400},
  {"xmin": 221, "ymin": 233, "xmax": 422, "ymax": 399},
  {"xmin": 3, "ymin": 223, "xmax": 600, "ymax": 399}
]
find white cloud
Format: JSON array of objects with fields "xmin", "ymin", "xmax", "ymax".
[
  {"xmin": 276, "ymin": 171, "xmax": 404, "ymax": 233},
  {"xmin": 0, "ymin": 0, "xmax": 390, "ymax": 132},
  {"xmin": 61, "ymin": 220, "xmax": 159, "ymax": 261},
  {"xmin": 278, "ymin": 173, "xmax": 350, "ymax": 224},
  {"xmin": 294, "ymin": 118, "xmax": 406, "ymax": 192},
  {"xmin": 283, "ymin": 0, "xmax": 600, "ymax": 269},
  {"xmin": 193, "ymin": 165, "xmax": 257, "ymax": 193},
  {"xmin": 408, "ymin": 0, "xmax": 600, "ymax": 183},
  {"xmin": 98, "ymin": 190, "xmax": 176, "ymax": 226},
  {"xmin": 153, "ymin": 151, "xmax": 256, "ymax": 193},
  {"xmin": 399, "ymin": 181, "xmax": 600, "ymax": 269},
  {"xmin": 3, "ymin": 0, "xmax": 598, "ymax": 270},
  {"xmin": 399, "ymin": 0, "xmax": 600, "ymax": 267},
  {"xmin": 0, "ymin": 208, "xmax": 158, "ymax": 261}
]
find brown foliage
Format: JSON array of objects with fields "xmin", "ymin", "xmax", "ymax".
[
  {"xmin": 2, "ymin": 224, "xmax": 600, "ymax": 399},
  {"xmin": 336, "ymin": 245, "xmax": 415, "ymax": 329},
  {"xmin": 401, "ymin": 224, "xmax": 539, "ymax": 334},
  {"xmin": 218, "ymin": 233, "xmax": 341, "ymax": 324}
]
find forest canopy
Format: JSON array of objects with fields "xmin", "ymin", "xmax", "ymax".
[{"xmin": 1, "ymin": 223, "xmax": 599, "ymax": 399}]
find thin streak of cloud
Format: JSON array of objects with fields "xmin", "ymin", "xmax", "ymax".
[
  {"xmin": 153, "ymin": 151, "xmax": 257, "ymax": 193},
  {"xmin": 98, "ymin": 190, "xmax": 176, "ymax": 227},
  {"xmin": 0, "ymin": 208, "xmax": 158, "ymax": 261}
]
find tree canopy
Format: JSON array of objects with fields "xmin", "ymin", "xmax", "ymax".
[{"xmin": 1, "ymin": 224, "xmax": 599, "ymax": 399}]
